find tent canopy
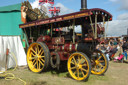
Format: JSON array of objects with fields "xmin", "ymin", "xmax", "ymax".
[
  {"xmin": 0, "ymin": 3, "xmax": 23, "ymax": 36},
  {"xmin": 0, "ymin": 4, "xmax": 21, "ymax": 12}
]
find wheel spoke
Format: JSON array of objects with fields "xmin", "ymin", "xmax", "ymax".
[
  {"xmin": 39, "ymin": 48, "xmax": 44, "ymax": 55},
  {"xmin": 71, "ymin": 61, "xmax": 75, "ymax": 65},
  {"xmin": 99, "ymin": 66, "xmax": 102, "ymax": 71},
  {"xmin": 37, "ymin": 60, "xmax": 39, "ymax": 69},
  {"xmin": 41, "ymin": 58, "xmax": 45, "ymax": 63},
  {"xmin": 80, "ymin": 69, "xmax": 85, "ymax": 76},
  {"xmin": 33, "ymin": 60, "xmax": 37, "ymax": 68},
  {"xmin": 82, "ymin": 63, "xmax": 87, "ymax": 67},
  {"xmin": 36, "ymin": 45, "xmax": 39, "ymax": 54},
  {"xmin": 31, "ymin": 52, "xmax": 36, "ymax": 57},
  {"xmin": 97, "ymin": 56, "xmax": 102, "ymax": 60},
  {"xmin": 39, "ymin": 59, "xmax": 44, "ymax": 66},
  {"xmin": 81, "ymin": 68, "xmax": 87, "ymax": 72},
  {"xmin": 72, "ymin": 56, "xmax": 77, "ymax": 65},
  {"xmin": 38, "ymin": 61, "xmax": 40, "ymax": 69},
  {"xmin": 35, "ymin": 46, "xmax": 37, "ymax": 54},
  {"xmin": 78, "ymin": 55, "xmax": 81, "ymax": 64},
  {"xmin": 79, "ymin": 58, "xmax": 85, "ymax": 64},
  {"xmin": 32, "ymin": 59, "xmax": 36, "ymax": 64},
  {"xmin": 73, "ymin": 71, "xmax": 77, "ymax": 76},
  {"xmin": 40, "ymin": 56, "xmax": 45, "ymax": 58},
  {"xmin": 77, "ymin": 69, "xmax": 79, "ymax": 78},
  {"xmin": 99, "ymin": 60, "xmax": 105, "ymax": 63},
  {"xmin": 29, "ymin": 57, "xmax": 36, "ymax": 60},
  {"xmin": 40, "ymin": 50, "xmax": 44, "ymax": 56},
  {"xmin": 98, "ymin": 63, "xmax": 105, "ymax": 68},
  {"xmin": 69, "ymin": 66, "xmax": 76, "ymax": 70},
  {"xmin": 31, "ymin": 47, "xmax": 36, "ymax": 54},
  {"xmin": 94, "ymin": 65, "xmax": 97, "ymax": 70}
]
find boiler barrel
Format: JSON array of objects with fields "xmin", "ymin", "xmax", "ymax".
[{"xmin": 77, "ymin": 43, "xmax": 92, "ymax": 57}]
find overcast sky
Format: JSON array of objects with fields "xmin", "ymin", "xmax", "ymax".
[{"xmin": 0, "ymin": 0, "xmax": 128, "ymax": 36}]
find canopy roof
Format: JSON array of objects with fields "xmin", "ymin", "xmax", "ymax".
[{"xmin": 19, "ymin": 8, "xmax": 112, "ymax": 29}]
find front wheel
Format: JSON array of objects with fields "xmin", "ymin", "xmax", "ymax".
[
  {"xmin": 27, "ymin": 42, "xmax": 50, "ymax": 73},
  {"xmin": 91, "ymin": 50, "xmax": 109, "ymax": 75},
  {"xmin": 67, "ymin": 52, "xmax": 91, "ymax": 81}
]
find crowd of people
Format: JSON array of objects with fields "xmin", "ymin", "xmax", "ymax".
[{"xmin": 96, "ymin": 37, "xmax": 128, "ymax": 62}]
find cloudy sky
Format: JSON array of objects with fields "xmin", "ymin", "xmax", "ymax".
[{"xmin": 0, "ymin": 0, "xmax": 128, "ymax": 36}]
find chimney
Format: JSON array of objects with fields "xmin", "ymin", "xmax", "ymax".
[
  {"xmin": 81, "ymin": 0, "xmax": 87, "ymax": 11},
  {"xmin": 127, "ymin": 28, "xmax": 128, "ymax": 35}
]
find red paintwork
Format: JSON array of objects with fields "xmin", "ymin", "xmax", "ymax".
[
  {"xmin": 58, "ymin": 52, "xmax": 69, "ymax": 60},
  {"xmin": 51, "ymin": 37, "xmax": 65, "ymax": 45},
  {"xmin": 36, "ymin": 35, "xmax": 51, "ymax": 42},
  {"xmin": 36, "ymin": 35, "xmax": 78, "ymax": 60},
  {"xmin": 84, "ymin": 38, "xmax": 93, "ymax": 41}
]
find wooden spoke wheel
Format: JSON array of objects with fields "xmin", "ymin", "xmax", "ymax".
[
  {"xmin": 91, "ymin": 50, "xmax": 108, "ymax": 75},
  {"xmin": 27, "ymin": 42, "xmax": 50, "ymax": 73},
  {"xmin": 67, "ymin": 52, "xmax": 91, "ymax": 81}
]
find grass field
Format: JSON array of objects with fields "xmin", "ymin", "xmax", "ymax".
[{"xmin": 0, "ymin": 61, "xmax": 128, "ymax": 85}]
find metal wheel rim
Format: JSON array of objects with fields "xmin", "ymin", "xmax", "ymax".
[
  {"xmin": 91, "ymin": 52, "xmax": 107, "ymax": 75},
  {"xmin": 67, "ymin": 53, "xmax": 90, "ymax": 81},
  {"xmin": 27, "ymin": 43, "xmax": 45, "ymax": 72}
]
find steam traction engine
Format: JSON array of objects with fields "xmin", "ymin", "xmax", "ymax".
[{"xmin": 19, "ymin": 0, "xmax": 112, "ymax": 81}]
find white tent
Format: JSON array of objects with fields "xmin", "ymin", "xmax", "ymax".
[{"xmin": 0, "ymin": 36, "xmax": 27, "ymax": 72}]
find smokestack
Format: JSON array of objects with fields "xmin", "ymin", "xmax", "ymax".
[
  {"xmin": 127, "ymin": 28, "xmax": 128, "ymax": 35},
  {"xmin": 81, "ymin": 0, "xmax": 87, "ymax": 11}
]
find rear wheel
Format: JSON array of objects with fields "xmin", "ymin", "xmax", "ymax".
[
  {"xmin": 27, "ymin": 42, "xmax": 50, "ymax": 73},
  {"xmin": 67, "ymin": 52, "xmax": 91, "ymax": 81},
  {"xmin": 91, "ymin": 50, "xmax": 108, "ymax": 75}
]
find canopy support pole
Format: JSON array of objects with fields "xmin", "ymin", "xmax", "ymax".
[
  {"xmin": 89, "ymin": 15, "xmax": 95, "ymax": 38},
  {"xmin": 51, "ymin": 24, "xmax": 53, "ymax": 37},
  {"xmin": 106, "ymin": 19, "xmax": 109, "ymax": 39},
  {"xmin": 102, "ymin": 16, "xmax": 106, "ymax": 39},
  {"xmin": 29, "ymin": 27, "xmax": 33, "ymax": 43},
  {"xmin": 73, "ymin": 19, "xmax": 75, "ymax": 44},
  {"xmin": 95, "ymin": 14, "xmax": 97, "ymax": 39},
  {"xmin": 23, "ymin": 29, "xmax": 29, "ymax": 47}
]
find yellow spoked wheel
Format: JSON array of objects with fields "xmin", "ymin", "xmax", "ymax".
[
  {"xmin": 67, "ymin": 52, "xmax": 91, "ymax": 81},
  {"xmin": 91, "ymin": 50, "xmax": 108, "ymax": 75},
  {"xmin": 27, "ymin": 42, "xmax": 50, "ymax": 73}
]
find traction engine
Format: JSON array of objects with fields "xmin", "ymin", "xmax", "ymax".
[{"xmin": 20, "ymin": 0, "xmax": 112, "ymax": 81}]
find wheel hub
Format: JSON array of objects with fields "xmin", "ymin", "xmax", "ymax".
[
  {"xmin": 95, "ymin": 60, "xmax": 99, "ymax": 65},
  {"xmin": 35, "ymin": 56, "xmax": 38, "ymax": 60},
  {"xmin": 76, "ymin": 64, "xmax": 82, "ymax": 69}
]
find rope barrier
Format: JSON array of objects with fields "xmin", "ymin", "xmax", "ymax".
[{"xmin": 0, "ymin": 50, "xmax": 26, "ymax": 85}]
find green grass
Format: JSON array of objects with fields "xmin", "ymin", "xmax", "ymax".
[{"xmin": 0, "ymin": 61, "xmax": 128, "ymax": 85}]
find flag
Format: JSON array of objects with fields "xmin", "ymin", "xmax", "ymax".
[
  {"xmin": 56, "ymin": 7, "xmax": 60, "ymax": 12},
  {"xmin": 48, "ymin": 0, "xmax": 54, "ymax": 6},
  {"xmin": 39, "ymin": 0, "xmax": 48, "ymax": 3},
  {"xmin": 49, "ymin": 7, "xmax": 60, "ymax": 14},
  {"xmin": 39, "ymin": 0, "xmax": 48, "ymax": 6},
  {"xmin": 39, "ymin": 0, "xmax": 54, "ymax": 6}
]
